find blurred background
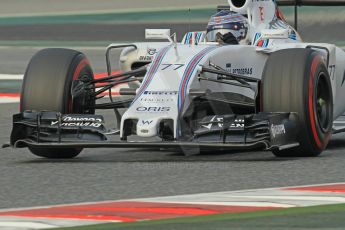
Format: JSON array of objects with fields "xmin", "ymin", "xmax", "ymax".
[
  {"xmin": 0, "ymin": 0, "xmax": 345, "ymax": 46},
  {"xmin": 0, "ymin": 0, "xmax": 344, "ymax": 77}
]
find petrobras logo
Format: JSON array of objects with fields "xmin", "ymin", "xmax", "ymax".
[
  {"xmin": 144, "ymin": 91, "xmax": 178, "ymax": 95},
  {"xmin": 226, "ymin": 63, "xmax": 253, "ymax": 75},
  {"xmin": 136, "ymin": 106, "xmax": 171, "ymax": 113}
]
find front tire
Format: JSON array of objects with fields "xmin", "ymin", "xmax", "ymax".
[
  {"xmin": 262, "ymin": 48, "xmax": 333, "ymax": 157},
  {"xmin": 21, "ymin": 48, "xmax": 95, "ymax": 158}
]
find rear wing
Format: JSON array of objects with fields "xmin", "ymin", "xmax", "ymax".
[
  {"xmin": 217, "ymin": 0, "xmax": 345, "ymax": 30},
  {"xmin": 278, "ymin": 0, "xmax": 345, "ymax": 29},
  {"xmin": 278, "ymin": 0, "xmax": 345, "ymax": 6}
]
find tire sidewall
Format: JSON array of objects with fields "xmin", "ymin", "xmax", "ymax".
[
  {"xmin": 64, "ymin": 54, "xmax": 94, "ymax": 114},
  {"xmin": 301, "ymin": 53, "xmax": 333, "ymax": 154},
  {"xmin": 20, "ymin": 49, "xmax": 94, "ymax": 158}
]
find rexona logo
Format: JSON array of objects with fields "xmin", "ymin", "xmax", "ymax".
[
  {"xmin": 50, "ymin": 116, "xmax": 103, "ymax": 128},
  {"xmin": 61, "ymin": 116, "xmax": 102, "ymax": 123},
  {"xmin": 136, "ymin": 107, "xmax": 171, "ymax": 112}
]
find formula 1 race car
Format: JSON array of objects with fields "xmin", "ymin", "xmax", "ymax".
[{"xmin": 7, "ymin": 0, "xmax": 345, "ymax": 158}]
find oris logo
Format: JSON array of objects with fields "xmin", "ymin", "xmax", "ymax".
[{"xmin": 136, "ymin": 106, "xmax": 171, "ymax": 112}]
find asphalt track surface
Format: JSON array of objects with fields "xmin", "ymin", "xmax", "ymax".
[
  {"xmin": 1, "ymin": 100, "xmax": 345, "ymax": 209},
  {"xmin": 0, "ymin": 46, "xmax": 120, "ymax": 74}
]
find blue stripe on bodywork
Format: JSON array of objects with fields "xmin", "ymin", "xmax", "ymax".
[
  {"xmin": 131, "ymin": 45, "xmax": 171, "ymax": 104},
  {"xmin": 177, "ymin": 46, "xmax": 218, "ymax": 110}
]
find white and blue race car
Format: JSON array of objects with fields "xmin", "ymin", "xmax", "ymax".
[{"xmin": 8, "ymin": 0, "xmax": 345, "ymax": 158}]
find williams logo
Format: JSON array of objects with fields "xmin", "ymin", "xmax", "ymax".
[{"xmin": 141, "ymin": 120, "xmax": 153, "ymax": 125}]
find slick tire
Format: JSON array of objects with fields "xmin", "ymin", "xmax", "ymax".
[
  {"xmin": 21, "ymin": 48, "xmax": 95, "ymax": 159},
  {"xmin": 262, "ymin": 48, "xmax": 333, "ymax": 157}
]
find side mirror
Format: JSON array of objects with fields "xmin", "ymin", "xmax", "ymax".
[
  {"xmin": 261, "ymin": 29, "xmax": 289, "ymax": 39},
  {"xmin": 145, "ymin": 29, "xmax": 171, "ymax": 40}
]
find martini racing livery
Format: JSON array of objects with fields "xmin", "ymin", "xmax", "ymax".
[{"xmin": 7, "ymin": 0, "xmax": 345, "ymax": 158}]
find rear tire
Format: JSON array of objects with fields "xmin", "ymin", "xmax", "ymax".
[
  {"xmin": 262, "ymin": 48, "xmax": 333, "ymax": 157},
  {"xmin": 21, "ymin": 48, "xmax": 95, "ymax": 159}
]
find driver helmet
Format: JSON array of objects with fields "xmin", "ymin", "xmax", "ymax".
[{"xmin": 206, "ymin": 10, "xmax": 248, "ymax": 44}]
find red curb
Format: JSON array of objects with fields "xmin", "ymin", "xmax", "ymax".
[
  {"xmin": 0, "ymin": 93, "xmax": 20, "ymax": 98},
  {"xmin": 0, "ymin": 201, "xmax": 277, "ymax": 222}
]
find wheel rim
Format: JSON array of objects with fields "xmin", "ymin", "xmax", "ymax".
[{"xmin": 315, "ymin": 73, "xmax": 332, "ymax": 132}]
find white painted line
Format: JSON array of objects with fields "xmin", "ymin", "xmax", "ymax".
[
  {"xmin": 0, "ymin": 97, "xmax": 20, "ymax": 104},
  {"xmin": 134, "ymin": 201, "xmax": 295, "ymax": 208},
  {"xmin": 0, "ymin": 221, "xmax": 56, "ymax": 229},
  {"xmin": 0, "ymin": 74, "xmax": 23, "ymax": 80},
  {"xmin": 218, "ymin": 195, "xmax": 345, "ymax": 202},
  {"xmin": 0, "ymin": 217, "xmax": 109, "ymax": 230},
  {"xmin": 133, "ymin": 182, "xmax": 345, "ymax": 208}
]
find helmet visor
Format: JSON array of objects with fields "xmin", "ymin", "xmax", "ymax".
[{"xmin": 206, "ymin": 29, "xmax": 233, "ymax": 42}]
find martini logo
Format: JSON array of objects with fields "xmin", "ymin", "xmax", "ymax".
[
  {"xmin": 259, "ymin": 6, "xmax": 265, "ymax": 22},
  {"xmin": 147, "ymin": 47, "xmax": 157, "ymax": 55}
]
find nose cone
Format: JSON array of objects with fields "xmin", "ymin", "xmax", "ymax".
[{"xmin": 137, "ymin": 119, "xmax": 158, "ymax": 137}]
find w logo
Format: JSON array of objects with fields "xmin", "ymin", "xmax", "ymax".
[{"xmin": 142, "ymin": 120, "xmax": 153, "ymax": 125}]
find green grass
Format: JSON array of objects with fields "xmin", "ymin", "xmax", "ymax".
[{"xmin": 54, "ymin": 203, "xmax": 345, "ymax": 230}]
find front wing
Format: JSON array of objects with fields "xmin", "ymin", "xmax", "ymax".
[{"xmin": 9, "ymin": 111, "xmax": 300, "ymax": 152}]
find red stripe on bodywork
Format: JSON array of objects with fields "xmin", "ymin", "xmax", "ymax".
[
  {"xmin": 180, "ymin": 48, "xmax": 212, "ymax": 103},
  {"xmin": 0, "ymin": 201, "xmax": 277, "ymax": 222},
  {"xmin": 308, "ymin": 56, "xmax": 322, "ymax": 149}
]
